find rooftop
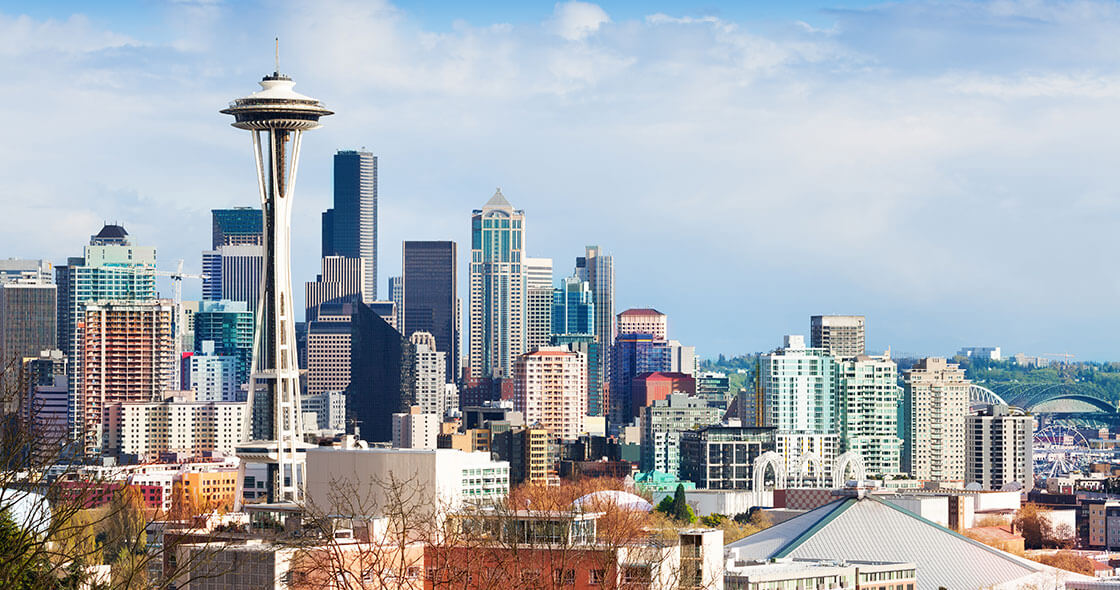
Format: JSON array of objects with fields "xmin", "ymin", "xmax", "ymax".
[{"xmin": 618, "ymin": 308, "xmax": 665, "ymax": 317}]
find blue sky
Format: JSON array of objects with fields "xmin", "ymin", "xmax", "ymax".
[{"xmin": 2, "ymin": 0, "xmax": 1120, "ymax": 360}]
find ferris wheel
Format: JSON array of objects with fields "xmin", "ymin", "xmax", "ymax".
[
  {"xmin": 1034, "ymin": 424, "xmax": 1090, "ymax": 449},
  {"xmin": 1034, "ymin": 424, "xmax": 1092, "ymax": 479}
]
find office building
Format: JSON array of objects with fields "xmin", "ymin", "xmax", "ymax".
[
  {"xmin": 301, "ymin": 390, "xmax": 346, "ymax": 433},
  {"xmin": 668, "ymin": 340, "xmax": 697, "ymax": 377},
  {"xmin": 402, "ymin": 241, "xmax": 458, "ymax": 379},
  {"xmin": 903, "ymin": 357, "xmax": 970, "ymax": 483},
  {"xmin": 304, "ymin": 255, "xmax": 365, "ymax": 322},
  {"xmin": 188, "ymin": 341, "xmax": 239, "ymax": 402},
  {"xmin": 551, "ymin": 333, "xmax": 601, "ymax": 417},
  {"xmin": 0, "ymin": 277, "xmax": 56, "ymax": 394},
  {"xmin": 78, "ymin": 299, "xmax": 175, "ymax": 454},
  {"xmin": 491, "ymin": 425, "xmax": 553, "ymax": 485},
  {"xmin": 392, "ymin": 406, "xmax": 440, "ymax": 449},
  {"xmin": 761, "ymin": 335, "xmax": 839, "ymax": 472},
  {"xmin": 348, "ymin": 302, "xmax": 410, "ymax": 443},
  {"xmin": 513, "ymin": 346, "xmax": 586, "ymax": 441},
  {"xmin": 551, "ymin": 275, "xmax": 594, "ymax": 337},
  {"xmin": 679, "ymin": 424, "xmax": 777, "ymax": 490},
  {"xmin": 367, "ymin": 300, "xmax": 397, "ymax": 329},
  {"xmin": 306, "ymin": 303, "xmax": 355, "ymax": 398},
  {"xmin": 575, "ymin": 246, "xmax": 613, "ymax": 401},
  {"xmin": 469, "ymin": 189, "xmax": 526, "ymax": 380},
  {"xmin": 388, "ymin": 275, "xmax": 403, "ymax": 333},
  {"xmin": 966, "ymin": 404, "xmax": 1033, "ymax": 492},
  {"xmin": 322, "ymin": 150, "xmax": 377, "ymax": 301},
  {"xmin": 631, "ymin": 371, "xmax": 697, "ymax": 418},
  {"xmin": 410, "ymin": 331, "xmax": 451, "ymax": 417},
  {"xmin": 201, "ymin": 245, "xmax": 263, "ymax": 310},
  {"xmin": 524, "ymin": 256, "xmax": 553, "ymax": 353},
  {"xmin": 697, "ymin": 372, "xmax": 733, "ymax": 409},
  {"xmin": 20, "ymin": 350, "xmax": 68, "ymax": 456},
  {"xmin": 211, "ymin": 207, "xmax": 263, "ymax": 248},
  {"xmin": 640, "ymin": 393, "xmax": 722, "ymax": 476},
  {"xmin": 57, "ymin": 224, "xmax": 157, "ymax": 434},
  {"xmin": 0, "ymin": 258, "xmax": 52, "ymax": 284},
  {"xmin": 103, "ymin": 394, "xmax": 247, "ymax": 462},
  {"xmin": 192, "ymin": 300, "xmax": 253, "ymax": 387},
  {"xmin": 617, "ymin": 308, "xmax": 667, "ymax": 341},
  {"xmin": 609, "ymin": 333, "xmax": 672, "ymax": 433},
  {"xmin": 836, "ymin": 354, "xmax": 902, "ymax": 477},
  {"xmin": 810, "ymin": 315, "xmax": 866, "ymax": 359}
]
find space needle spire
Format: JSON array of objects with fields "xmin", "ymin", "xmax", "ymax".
[{"xmin": 222, "ymin": 53, "xmax": 332, "ymax": 503}]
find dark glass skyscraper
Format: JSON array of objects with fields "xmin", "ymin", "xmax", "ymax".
[
  {"xmin": 193, "ymin": 300, "xmax": 254, "ymax": 388},
  {"xmin": 211, "ymin": 207, "xmax": 263, "ymax": 248},
  {"xmin": 402, "ymin": 241, "xmax": 457, "ymax": 381},
  {"xmin": 347, "ymin": 302, "xmax": 411, "ymax": 443},
  {"xmin": 322, "ymin": 150, "xmax": 377, "ymax": 301}
]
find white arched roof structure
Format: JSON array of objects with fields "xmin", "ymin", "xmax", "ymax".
[
  {"xmin": 573, "ymin": 490, "xmax": 653, "ymax": 512},
  {"xmin": 832, "ymin": 452, "xmax": 867, "ymax": 487},
  {"xmin": 795, "ymin": 452, "xmax": 826, "ymax": 488},
  {"xmin": 754, "ymin": 451, "xmax": 787, "ymax": 491}
]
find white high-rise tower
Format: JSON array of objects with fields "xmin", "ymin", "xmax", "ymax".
[{"xmin": 222, "ymin": 56, "xmax": 332, "ymax": 503}]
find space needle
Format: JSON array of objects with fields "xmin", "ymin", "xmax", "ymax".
[{"xmin": 222, "ymin": 47, "xmax": 332, "ymax": 503}]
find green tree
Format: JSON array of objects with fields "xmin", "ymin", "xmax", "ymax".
[
  {"xmin": 103, "ymin": 486, "xmax": 147, "ymax": 563},
  {"xmin": 669, "ymin": 484, "xmax": 695, "ymax": 523}
]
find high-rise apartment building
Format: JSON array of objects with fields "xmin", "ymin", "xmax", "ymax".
[
  {"xmin": 513, "ymin": 346, "xmax": 586, "ymax": 441},
  {"xmin": 20, "ymin": 350, "xmax": 68, "ymax": 457},
  {"xmin": 552, "ymin": 333, "xmax": 601, "ymax": 417},
  {"xmin": 103, "ymin": 393, "xmax": 247, "ymax": 462},
  {"xmin": 211, "ymin": 207, "xmax": 263, "ymax": 248},
  {"xmin": 322, "ymin": 150, "xmax": 377, "ymax": 301},
  {"xmin": 409, "ymin": 332, "xmax": 451, "ymax": 418},
  {"xmin": 469, "ymin": 189, "xmax": 526, "ymax": 380},
  {"xmin": 902, "ymin": 357, "xmax": 969, "ymax": 483},
  {"xmin": 966, "ymin": 404, "xmax": 1033, "ymax": 492},
  {"xmin": 835, "ymin": 353, "xmax": 901, "ymax": 476},
  {"xmin": 575, "ymin": 246, "xmax": 613, "ymax": 400},
  {"xmin": 810, "ymin": 315, "xmax": 866, "ymax": 359},
  {"xmin": 188, "ymin": 341, "xmax": 239, "ymax": 402},
  {"xmin": 402, "ymin": 241, "xmax": 458, "ymax": 380},
  {"xmin": 305, "ymin": 255, "xmax": 365, "ymax": 322},
  {"xmin": 193, "ymin": 300, "xmax": 253, "ymax": 387},
  {"xmin": 388, "ymin": 275, "xmax": 403, "ymax": 333},
  {"xmin": 640, "ymin": 393, "xmax": 722, "ymax": 476},
  {"xmin": 0, "ymin": 277, "xmax": 56, "ymax": 395},
  {"xmin": 58, "ymin": 224, "xmax": 157, "ymax": 438},
  {"xmin": 761, "ymin": 335, "xmax": 839, "ymax": 474},
  {"xmin": 609, "ymin": 334, "xmax": 672, "ymax": 433},
  {"xmin": 201, "ymin": 245, "xmax": 262, "ymax": 310},
  {"xmin": 79, "ymin": 299, "xmax": 175, "ymax": 455},
  {"xmin": 524, "ymin": 257, "xmax": 553, "ymax": 354},
  {"xmin": 306, "ymin": 303, "xmax": 355, "ymax": 398}
]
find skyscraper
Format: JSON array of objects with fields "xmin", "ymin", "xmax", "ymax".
[
  {"xmin": 409, "ymin": 331, "xmax": 450, "ymax": 417},
  {"xmin": 551, "ymin": 276, "xmax": 594, "ymax": 337},
  {"xmin": 388, "ymin": 275, "xmax": 403, "ymax": 331},
  {"xmin": 810, "ymin": 315, "xmax": 866, "ymax": 359},
  {"xmin": 306, "ymin": 303, "xmax": 355, "ymax": 398},
  {"xmin": 609, "ymin": 333, "xmax": 672, "ymax": 433},
  {"xmin": 760, "ymin": 335, "xmax": 839, "ymax": 475},
  {"xmin": 348, "ymin": 302, "xmax": 410, "ymax": 443},
  {"xmin": 402, "ymin": 241, "xmax": 458, "ymax": 380},
  {"xmin": 0, "ymin": 277, "xmax": 56, "ymax": 396},
  {"xmin": 575, "ymin": 246, "xmax": 614, "ymax": 397},
  {"xmin": 617, "ymin": 308, "xmax": 668, "ymax": 341},
  {"xmin": 57, "ymin": 224, "xmax": 157, "ymax": 438},
  {"xmin": 222, "ymin": 63, "xmax": 332, "ymax": 502},
  {"xmin": 193, "ymin": 300, "xmax": 253, "ymax": 388},
  {"xmin": 201, "ymin": 245, "xmax": 263, "ymax": 310},
  {"xmin": 78, "ymin": 299, "xmax": 175, "ymax": 454},
  {"xmin": 323, "ymin": 150, "xmax": 376, "ymax": 301},
  {"xmin": 469, "ymin": 189, "xmax": 526, "ymax": 380},
  {"xmin": 525, "ymin": 257, "xmax": 553, "ymax": 354},
  {"xmin": 304, "ymin": 255, "xmax": 365, "ymax": 322},
  {"xmin": 966, "ymin": 404, "xmax": 1033, "ymax": 492},
  {"xmin": 211, "ymin": 207, "xmax": 263, "ymax": 248},
  {"xmin": 902, "ymin": 357, "xmax": 969, "ymax": 483}
]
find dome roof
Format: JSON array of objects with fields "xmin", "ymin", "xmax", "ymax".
[{"xmin": 573, "ymin": 490, "xmax": 653, "ymax": 512}]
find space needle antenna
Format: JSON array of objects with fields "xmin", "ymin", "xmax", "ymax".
[{"xmin": 274, "ymin": 37, "xmax": 279, "ymax": 74}]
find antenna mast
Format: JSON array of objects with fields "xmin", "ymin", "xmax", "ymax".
[{"xmin": 275, "ymin": 37, "xmax": 279, "ymax": 73}]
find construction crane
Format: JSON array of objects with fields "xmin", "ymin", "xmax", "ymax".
[{"xmin": 156, "ymin": 260, "xmax": 208, "ymax": 387}]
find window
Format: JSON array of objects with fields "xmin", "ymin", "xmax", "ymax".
[
  {"xmin": 589, "ymin": 569, "xmax": 606, "ymax": 585},
  {"xmin": 553, "ymin": 569, "xmax": 575, "ymax": 586}
]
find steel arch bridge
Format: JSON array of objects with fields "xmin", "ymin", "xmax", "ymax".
[{"xmin": 984, "ymin": 382, "xmax": 1117, "ymax": 414}]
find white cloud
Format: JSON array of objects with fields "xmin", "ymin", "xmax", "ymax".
[{"xmin": 551, "ymin": 1, "xmax": 611, "ymax": 41}]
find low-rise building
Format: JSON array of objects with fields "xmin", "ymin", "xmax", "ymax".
[
  {"xmin": 679, "ymin": 423, "xmax": 776, "ymax": 490},
  {"xmin": 640, "ymin": 393, "xmax": 722, "ymax": 476},
  {"xmin": 725, "ymin": 558, "xmax": 916, "ymax": 590}
]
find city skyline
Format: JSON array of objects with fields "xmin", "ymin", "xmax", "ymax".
[{"xmin": 3, "ymin": 1, "xmax": 1120, "ymax": 358}]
